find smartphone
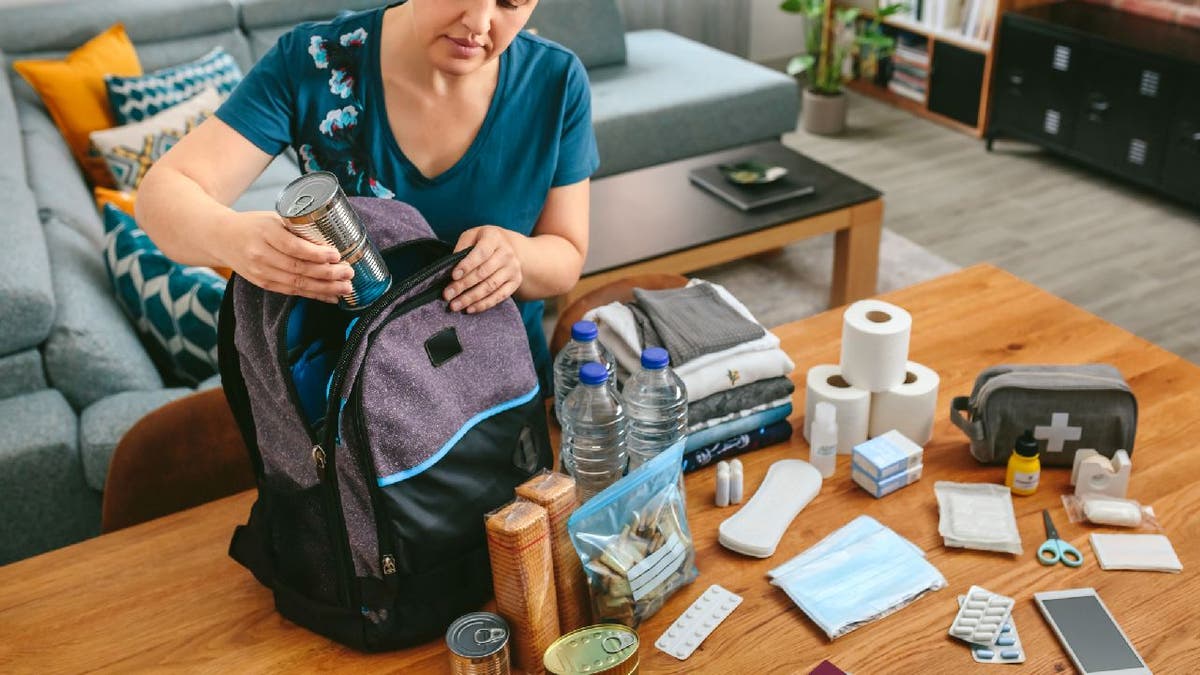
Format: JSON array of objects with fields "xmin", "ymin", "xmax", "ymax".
[{"xmin": 1034, "ymin": 588, "xmax": 1151, "ymax": 675}]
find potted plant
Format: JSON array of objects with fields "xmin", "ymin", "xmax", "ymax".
[{"xmin": 781, "ymin": 0, "xmax": 906, "ymax": 135}]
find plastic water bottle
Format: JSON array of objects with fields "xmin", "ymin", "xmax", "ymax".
[
  {"xmin": 624, "ymin": 347, "xmax": 688, "ymax": 471},
  {"xmin": 553, "ymin": 320, "xmax": 616, "ymax": 425},
  {"xmin": 561, "ymin": 362, "xmax": 627, "ymax": 503},
  {"xmin": 809, "ymin": 401, "xmax": 838, "ymax": 479}
]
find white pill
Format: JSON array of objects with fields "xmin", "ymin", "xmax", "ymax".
[
  {"xmin": 967, "ymin": 601, "xmax": 988, "ymax": 610},
  {"xmin": 969, "ymin": 591, "xmax": 990, "ymax": 601},
  {"xmin": 963, "ymin": 610, "xmax": 983, "ymax": 618},
  {"xmin": 958, "ymin": 619, "xmax": 979, "ymax": 627},
  {"xmin": 985, "ymin": 608, "xmax": 1007, "ymax": 616}
]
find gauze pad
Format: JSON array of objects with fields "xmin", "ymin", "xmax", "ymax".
[{"xmin": 934, "ymin": 482, "xmax": 1023, "ymax": 555}]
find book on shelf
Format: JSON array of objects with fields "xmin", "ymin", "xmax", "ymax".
[
  {"xmin": 891, "ymin": 70, "xmax": 928, "ymax": 90},
  {"xmin": 888, "ymin": 80, "xmax": 927, "ymax": 103}
]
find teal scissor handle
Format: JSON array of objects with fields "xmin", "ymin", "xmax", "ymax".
[{"xmin": 1038, "ymin": 538, "xmax": 1084, "ymax": 567}]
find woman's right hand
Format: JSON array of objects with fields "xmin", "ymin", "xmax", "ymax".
[{"xmin": 218, "ymin": 210, "xmax": 354, "ymax": 304}]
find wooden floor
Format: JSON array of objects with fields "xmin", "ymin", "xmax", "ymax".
[{"xmin": 781, "ymin": 93, "xmax": 1200, "ymax": 364}]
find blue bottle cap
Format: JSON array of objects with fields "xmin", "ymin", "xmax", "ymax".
[
  {"xmin": 640, "ymin": 347, "xmax": 670, "ymax": 370},
  {"xmin": 571, "ymin": 321, "xmax": 598, "ymax": 342},
  {"xmin": 579, "ymin": 362, "xmax": 609, "ymax": 385}
]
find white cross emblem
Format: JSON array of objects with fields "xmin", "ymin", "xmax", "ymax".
[{"xmin": 1034, "ymin": 412, "xmax": 1082, "ymax": 453}]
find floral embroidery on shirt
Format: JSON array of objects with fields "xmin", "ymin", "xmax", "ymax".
[
  {"xmin": 308, "ymin": 36, "xmax": 329, "ymax": 69},
  {"xmin": 340, "ymin": 28, "xmax": 368, "ymax": 47},
  {"xmin": 328, "ymin": 69, "xmax": 354, "ymax": 98},
  {"xmin": 300, "ymin": 23, "xmax": 396, "ymax": 199},
  {"xmin": 319, "ymin": 106, "xmax": 359, "ymax": 137},
  {"xmin": 298, "ymin": 144, "xmax": 321, "ymax": 172}
]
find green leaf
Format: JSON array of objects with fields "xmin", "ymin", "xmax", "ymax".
[
  {"xmin": 786, "ymin": 54, "xmax": 816, "ymax": 76},
  {"xmin": 780, "ymin": 0, "xmax": 806, "ymax": 12},
  {"xmin": 836, "ymin": 7, "xmax": 861, "ymax": 24},
  {"xmin": 877, "ymin": 2, "xmax": 909, "ymax": 17}
]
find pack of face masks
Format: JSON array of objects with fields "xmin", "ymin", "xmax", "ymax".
[{"xmin": 767, "ymin": 515, "xmax": 947, "ymax": 640}]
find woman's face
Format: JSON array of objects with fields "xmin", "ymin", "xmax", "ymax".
[{"xmin": 409, "ymin": 0, "xmax": 538, "ymax": 76}]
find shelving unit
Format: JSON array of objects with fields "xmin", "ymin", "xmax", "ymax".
[{"xmin": 841, "ymin": 0, "xmax": 1046, "ymax": 137}]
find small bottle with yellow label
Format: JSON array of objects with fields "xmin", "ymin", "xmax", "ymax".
[{"xmin": 1005, "ymin": 429, "xmax": 1041, "ymax": 496}]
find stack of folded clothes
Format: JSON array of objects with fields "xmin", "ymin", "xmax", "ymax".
[{"xmin": 584, "ymin": 280, "xmax": 796, "ymax": 472}]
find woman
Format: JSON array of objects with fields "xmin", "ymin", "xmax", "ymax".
[{"xmin": 138, "ymin": 0, "xmax": 597, "ymax": 387}]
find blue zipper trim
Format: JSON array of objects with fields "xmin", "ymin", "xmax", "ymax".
[{"xmin": 375, "ymin": 383, "xmax": 540, "ymax": 487}]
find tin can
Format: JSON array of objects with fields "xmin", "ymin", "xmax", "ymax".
[
  {"xmin": 275, "ymin": 171, "xmax": 391, "ymax": 311},
  {"xmin": 543, "ymin": 624, "xmax": 639, "ymax": 675},
  {"xmin": 447, "ymin": 612, "xmax": 512, "ymax": 675}
]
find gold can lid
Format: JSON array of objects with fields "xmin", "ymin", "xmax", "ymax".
[{"xmin": 544, "ymin": 624, "xmax": 639, "ymax": 675}]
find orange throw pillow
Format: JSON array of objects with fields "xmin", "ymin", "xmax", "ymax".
[
  {"xmin": 93, "ymin": 187, "xmax": 233, "ymax": 280},
  {"xmin": 14, "ymin": 24, "xmax": 142, "ymax": 188}
]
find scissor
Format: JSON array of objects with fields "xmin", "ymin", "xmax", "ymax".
[{"xmin": 1037, "ymin": 509, "xmax": 1084, "ymax": 567}]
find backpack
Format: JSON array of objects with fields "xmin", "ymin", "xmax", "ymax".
[{"xmin": 217, "ymin": 197, "xmax": 552, "ymax": 651}]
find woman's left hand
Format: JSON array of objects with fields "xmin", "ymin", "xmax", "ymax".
[{"xmin": 445, "ymin": 225, "xmax": 524, "ymax": 314}]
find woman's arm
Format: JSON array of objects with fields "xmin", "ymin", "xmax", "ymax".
[
  {"xmin": 138, "ymin": 117, "xmax": 353, "ymax": 304},
  {"xmin": 445, "ymin": 179, "xmax": 589, "ymax": 313}
]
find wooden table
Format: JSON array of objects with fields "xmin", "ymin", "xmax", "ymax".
[
  {"xmin": 3, "ymin": 264, "xmax": 1198, "ymax": 673},
  {"xmin": 563, "ymin": 141, "xmax": 884, "ymax": 308}
]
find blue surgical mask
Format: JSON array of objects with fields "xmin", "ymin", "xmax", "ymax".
[{"xmin": 768, "ymin": 515, "xmax": 947, "ymax": 640}]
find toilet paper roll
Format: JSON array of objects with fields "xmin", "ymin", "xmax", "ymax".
[
  {"xmin": 869, "ymin": 361, "xmax": 940, "ymax": 446},
  {"xmin": 840, "ymin": 300, "xmax": 912, "ymax": 393},
  {"xmin": 804, "ymin": 364, "xmax": 871, "ymax": 455}
]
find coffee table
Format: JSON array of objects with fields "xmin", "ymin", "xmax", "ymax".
[
  {"xmin": 564, "ymin": 140, "xmax": 884, "ymax": 308},
  {"xmin": 3, "ymin": 265, "xmax": 1197, "ymax": 673}
]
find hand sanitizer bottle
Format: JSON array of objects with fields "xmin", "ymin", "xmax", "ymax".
[{"xmin": 809, "ymin": 402, "xmax": 838, "ymax": 479}]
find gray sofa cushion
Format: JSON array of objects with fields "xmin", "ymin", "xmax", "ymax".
[
  {"xmin": 43, "ymin": 220, "xmax": 163, "ymax": 410},
  {"xmin": 589, "ymin": 30, "xmax": 799, "ymax": 177},
  {"xmin": 0, "ymin": 349, "xmax": 48, "ymax": 400},
  {"xmin": 239, "ymin": 0, "xmax": 382, "ymax": 60},
  {"xmin": 0, "ymin": 0, "xmax": 238, "ymax": 55},
  {"xmin": 0, "ymin": 58, "xmax": 55, "ymax": 355},
  {"xmin": 17, "ymin": 99, "xmax": 105, "ymax": 246},
  {"xmin": 80, "ymin": 388, "xmax": 194, "ymax": 491},
  {"xmin": 239, "ymin": 0, "xmax": 380, "ymax": 29},
  {"xmin": 234, "ymin": 152, "xmax": 301, "ymax": 212},
  {"xmin": 528, "ymin": 0, "xmax": 627, "ymax": 69},
  {"xmin": 0, "ymin": 390, "xmax": 100, "ymax": 565}
]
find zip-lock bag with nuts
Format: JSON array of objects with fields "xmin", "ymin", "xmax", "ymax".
[
  {"xmin": 219, "ymin": 198, "xmax": 553, "ymax": 651},
  {"xmin": 567, "ymin": 440, "xmax": 699, "ymax": 627}
]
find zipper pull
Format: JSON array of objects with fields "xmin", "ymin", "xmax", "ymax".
[
  {"xmin": 312, "ymin": 444, "xmax": 327, "ymax": 479},
  {"xmin": 382, "ymin": 555, "xmax": 396, "ymax": 576}
]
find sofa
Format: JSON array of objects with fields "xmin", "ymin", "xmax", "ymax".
[{"xmin": 0, "ymin": 0, "xmax": 797, "ymax": 564}]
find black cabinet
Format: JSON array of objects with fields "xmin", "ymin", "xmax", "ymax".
[
  {"xmin": 928, "ymin": 42, "xmax": 985, "ymax": 128},
  {"xmin": 986, "ymin": 1, "xmax": 1200, "ymax": 207}
]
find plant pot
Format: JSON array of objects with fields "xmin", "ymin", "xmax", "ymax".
[{"xmin": 802, "ymin": 88, "xmax": 847, "ymax": 136}]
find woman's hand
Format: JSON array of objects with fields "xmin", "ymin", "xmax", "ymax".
[
  {"xmin": 219, "ymin": 210, "xmax": 355, "ymax": 304},
  {"xmin": 445, "ymin": 225, "xmax": 524, "ymax": 314}
]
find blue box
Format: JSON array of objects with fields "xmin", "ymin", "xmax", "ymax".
[
  {"xmin": 851, "ymin": 430, "xmax": 924, "ymax": 481},
  {"xmin": 852, "ymin": 462, "xmax": 923, "ymax": 498}
]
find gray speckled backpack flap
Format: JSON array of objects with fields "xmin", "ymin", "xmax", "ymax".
[{"xmin": 950, "ymin": 364, "xmax": 1137, "ymax": 466}]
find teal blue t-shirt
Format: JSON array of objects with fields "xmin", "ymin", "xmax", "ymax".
[{"xmin": 215, "ymin": 6, "xmax": 600, "ymax": 386}]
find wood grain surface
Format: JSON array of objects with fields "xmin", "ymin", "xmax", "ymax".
[{"xmin": 2, "ymin": 264, "xmax": 1197, "ymax": 674}]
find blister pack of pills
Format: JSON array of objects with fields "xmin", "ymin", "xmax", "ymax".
[
  {"xmin": 654, "ymin": 584, "xmax": 742, "ymax": 660},
  {"xmin": 957, "ymin": 596, "xmax": 1026, "ymax": 664},
  {"xmin": 947, "ymin": 586, "xmax": 1014, "ymax": 646}
]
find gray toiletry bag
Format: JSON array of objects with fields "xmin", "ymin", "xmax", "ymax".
[{"xmin": 950, "ymin": 364, "xmax": 1137, "ymax": 466}]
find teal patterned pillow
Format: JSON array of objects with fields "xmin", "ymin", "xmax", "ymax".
[
  {"xmin": 101, "ymin": 204, "xmax": 226, "ymax": 385},
  {"xmin": 104, "ymin": 47, "xmax": 243, "ymax": 124}
]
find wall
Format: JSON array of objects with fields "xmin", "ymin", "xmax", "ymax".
[
  {"xmin": 747, "ymin": 0, "xmax": 808, "ymax": 62},
  {"xmin": 1080, "ymin": 0, "xmax": 1200, "ymax": 27}
]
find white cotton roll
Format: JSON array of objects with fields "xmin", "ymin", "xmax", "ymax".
[
  {"xmin": 839, "ymin": 300, "xmax": 912, "ymax": 393},
  {"xmin": 869, "ymin": 361, "xmax": 941, "ymax": 445},
  {"xmin": 804, "ymin": 364, "xmax": 871, "ymax": 455}
]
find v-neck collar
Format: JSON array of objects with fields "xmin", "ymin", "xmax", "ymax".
[{"xmin": 369, "ymin": 6, "xmax": 510, "ymax": 186}]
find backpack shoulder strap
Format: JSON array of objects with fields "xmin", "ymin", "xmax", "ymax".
[{"xmin": 218, "ymin": 275, "xmax": 275, "ymax": 586}]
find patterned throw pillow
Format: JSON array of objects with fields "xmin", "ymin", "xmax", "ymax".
[
  {"xmin": 12, "ymin": 23, "xmax": 143, "ymax": 188},
  {"xmin": 101, "ymin": 204, "xmax": 226, "ymax": 385},
  {"xmin": 89, "ymin": 88, "xmax": 220, "ymax": 191},
  {"xmin": 105, "ymin": 47, "xmax": 242, "ymax": 124}
]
